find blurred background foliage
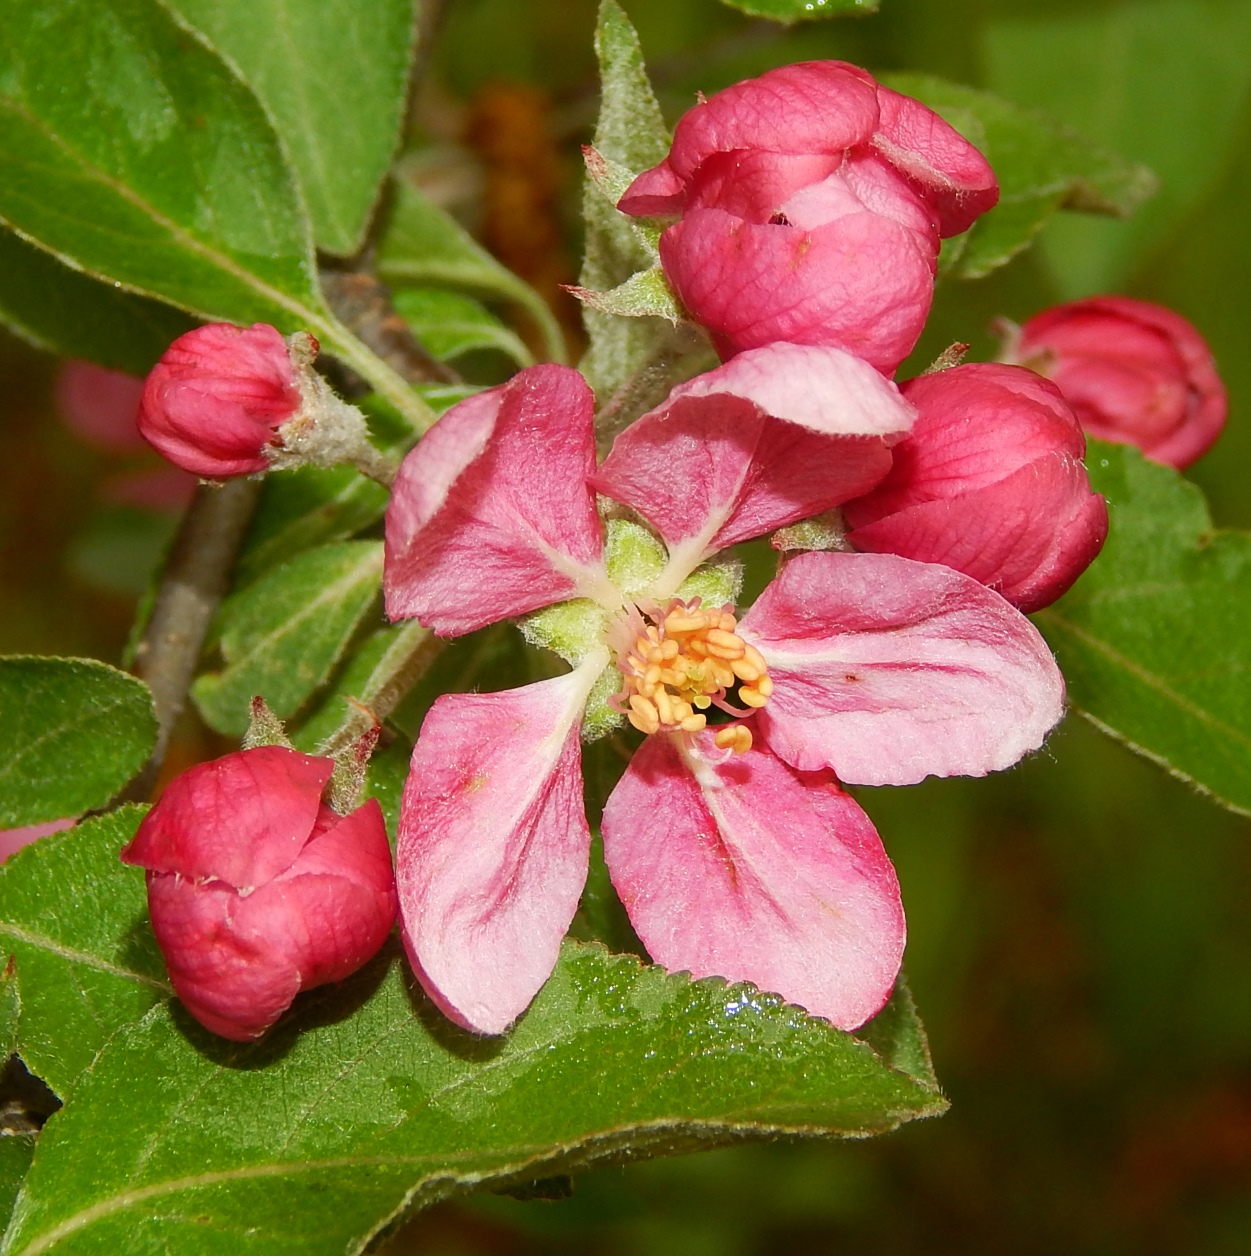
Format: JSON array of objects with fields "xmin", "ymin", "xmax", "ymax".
[{"xmin": 4, "ymin": 0, "xmax": 1251, "ymax": 1250}]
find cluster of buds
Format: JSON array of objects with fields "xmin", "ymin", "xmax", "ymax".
[{"xmin": 115, "ymin": 56, "xmax": 1225, "ymax": 1044}]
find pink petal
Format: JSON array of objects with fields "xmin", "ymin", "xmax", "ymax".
[
  {"xmin": 658, "ymin": 207, "xmax": 936, "ymax": 371},
  {"xmin": 849, "ymin": 453, "xmax": 1109, "ymax": 613},
  {"xmin": 146, "ymin": 871, "xmax": 302, "ymax": 1041},
  {"xmin": 616, "ymin": 158, "xmax": 687, "ymax": 217},
  {"xmin": 601, "ymin": 731, "xmax": 904, "ymax": 1031},
  {"xmin": 396, "ymin": 669, "xmax": 597, "ymax": 1034},
  {"xmin": 872, "ymin": 85, "xmax": 999, "ymax": 237},
  {"xmin": 740, "ymin": 551, "xmax": 1064, "ymax": 785},
  {"xmin": 624, "ymin": 61, "xmax": 880, "ymax": 193},
  {"xmin": 384, "ymin": 365, "xmax": 610, "ymax": 636},
  {"xmin": 121, "ymin": 746, "xmax": 331, "ymax": 888},
  {"xmin": 591, "ymin": 345, "xmax": 910, "ymax": 575}
]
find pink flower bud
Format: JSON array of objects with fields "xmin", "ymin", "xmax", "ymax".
[
  {"xmin": 1014, "ymin": 297, "xmax": 1226, "ymax": 469},
  {"xmin": 619, "ymin": 62, "xmax": 998, "ymax": 372},
  {"xmin": 121, "ymin": 746, "xmax": 396, "ymax": 1041},
  {"xmin": 137, "ymin": 323, "xmax": 303, "ymax": 477},
  {"xmin": 843, "ymin": 364, "xmax": 1108, "ymax": 613}
]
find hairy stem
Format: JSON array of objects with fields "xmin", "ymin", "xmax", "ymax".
[
  {"xmin": 318, "ymin": 621, "xmax": 445, "ymax": 758},
  {"xmin": 124, "ymin": 478, "xmax": 263, "ymax": 800}
]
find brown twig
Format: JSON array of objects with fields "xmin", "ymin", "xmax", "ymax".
[{"xmin": 124, "ymin": 478, "xmax": 263, "ymax": 800}]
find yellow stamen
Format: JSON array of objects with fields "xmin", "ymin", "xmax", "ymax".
[{"xmin": 612, "ymin": 598, "xmax": 772, "ymax": 753}]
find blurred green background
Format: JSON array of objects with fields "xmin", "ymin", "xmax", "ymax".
[{"xmin": 5, "ymin": 0, "xmax": 1251, "ymax": 1250}]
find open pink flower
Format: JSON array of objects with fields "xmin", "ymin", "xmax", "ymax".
[
  {"xmin": 385, "ymin": 352, "xmax": 1063, "ymax": 1037},
  {"xmin": 618, "ymin": 62, "xmax": 998, "ymax": 372}
]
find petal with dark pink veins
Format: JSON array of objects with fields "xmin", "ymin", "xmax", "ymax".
[
  {"xmin": 740, "ymin": 551, "xmax": 1064, "ymax": 785},
  {"xmin": 384, "ymin": 365, "xmax": 611, "ymax": 636},
  {"xmin": 592, "ymin": 344, "xmax": 911, "ymax": 588},
  {"xmin": 601, "ymin": 730, "xmax": 904, "ymax": 1031}
]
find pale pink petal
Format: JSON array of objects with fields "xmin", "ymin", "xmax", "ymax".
[
  {"xmin": 592, "ymin": 345, "xmax": 910, "ymax": 576},
  {"xmin": 396, "ymin": 668, "xmax": 597, "ymax": 1034},
  {"xmin": 122, "ymin": 746, "xmax": 332, "ymax": 888},
  {"xmin": 384, "ymin": 365, "xmax": 610, "ymax": 636},
  {"xmin": 601, "ymin": 731, "xmax": 904, "ymax": 1031},
  {"xmin": 872, "ymin": 86, "xmax": 999, "ymax": 236},
  {"xmin": 740, "ymin": 551, "xmax": 1064, "ymax": 785}
]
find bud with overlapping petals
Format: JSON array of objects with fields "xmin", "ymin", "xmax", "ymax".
[
  {"xmin": 138, "ymin": 323, "xmax": 396, "ymax": 484},
  {"xmin": 843, "ymin": 363, "xmax": 1108, "ymax": 613},
  {"xmin": 121, "ymin": 746, "xmax": 396, "ymax": 1041},
  {"xmin": 618, "ymin": 62, "xmax": 998, "ymax": 373},
  {"xmin": 1007, "ymin": 296, "xmax": 1226, "ymax": 469}
]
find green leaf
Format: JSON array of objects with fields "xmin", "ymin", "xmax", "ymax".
[
  {"xmin": 0, "ymin": 658, "xmax": 156, "ymax": 828},
  {"xmin": 579, "ymin": 1, "xmax": 684, "ymax": 406},
  {"xmin": 0, "ymin": 1139, "xmax": 35, "ymax": 1239},
  {"xmin": 0, "ymin": 0, "xmax": 426, "ymax": 428},
  {"xmin": 377, "ymin": 181, "xmax": 565, "ymax": 364},
  {"xmin": 0, "ymin": 808, "xmax": 167, "ymax": 1100},
  {"xmin": 570, "ymin": 265, "xmax": 683, "ymax": 323},
  {"xmin": 3, "ymin": 947, "xmax": 942, "ymax": 1254},
  {"xmin": 235, "ymin": 469, "xmax": 389, "ymax": 589},
  {"xmin": 192, "ymin": 542, "xmax": 384, "ymax": 736},
  {"xmin": 391, "ymin": 286, "xmax": 533, "ymax": 367},
  {"xmin": 0, "ymin": 228, "xmax": 193, "ymax": 375},
  {"xmin": 985, "ymin": 0, "xmax": 1251, "ymax": 295},
  {"xmin": 883, "ymin": 75, "xmax": 1157, "ymax": 281},
  {"xmin": 716, "ymin": 0, "xmax": 876, "ymax": 19},
  {"xmin": 169, "ymin": 0, "xmax": 416, "ymax": 256},
  {"xmin": 1035, "ymin": 441, "xmax": 1251, "ymax": 817}
]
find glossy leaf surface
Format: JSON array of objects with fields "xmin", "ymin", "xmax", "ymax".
[
  {"xmin": 0, "ymin": 229, "xmax": 194, "ymax": 375},
  {"xmin": 0, "ymin": 659, "xmax": 155, "ymax": 828},
  {"xmin": 1037, "ymin": 442, "xmax": 1251, "ymax": 815},
  {"xmin": 0, "ymin": 808, "xmax": 166, "ymax": 1100},
  {"xmin": 4, "ymin": 945, "xmax": 942, "ymax": 1255},
  {"xmin": 170, "ymin": 0, "xmax": 416, "ymax": 255},
  {"xmin": 192, "ymin": 542, "xmax": 384, "ymax": 736}
]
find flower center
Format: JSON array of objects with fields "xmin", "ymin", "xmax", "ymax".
[{"xmin": 612, "ymin": 599, "xmax": 772, "ymax": 754}]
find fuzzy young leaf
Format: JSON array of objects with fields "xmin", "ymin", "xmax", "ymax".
[
  {"xmin": 571, "ymin": 265, "xmax": 683, "ymax": 323},
  {"xmin": 192, "ymin": 541, "xmax": 384, "ymax": 736},
  {"xmin": 884, "ymin": 74, "xmax": 1157, "ymax": 280},
  {"xmin": 0, "ymin": 808, "xmax": 167, "ymax": 1100},
  {"xmin": 0, "ymin": 228, "xmax": 194, "ymax": 375},
  {"xmin": 377, "ymin": 181, "xmax": 564, "ymax": 364},
  {"xmin": 579, "ymin": 1, "xmax": 681, "ymax": 404},
  {"xmin": 3, "ymin": 945, "xmax": 942, "ymax": 1255},
  {"xmin": 1036, "ymin": 442, "xmax": 1251, "ymax": 816},
  {"xmin": 392, "ymin": 287, "xmax": 533, "ymax": 367},
  {"xmin": 169, "ymin": 0, "xmax": 416, "ymax": 255},
  {"xmin": 0, "ymin": 659, "xmax": 156, "ymax": 828}
]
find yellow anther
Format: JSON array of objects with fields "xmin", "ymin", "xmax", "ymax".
[
  {"xmin": 613, "ymin": 598, "xmax": 772, "ymax": 737},
  {"xmin": 714, "ymin": 725, "xmax": 753, "ymax": 754}
]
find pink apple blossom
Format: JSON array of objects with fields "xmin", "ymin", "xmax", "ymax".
[
  {"xmin": 137, "ymin": 323, "xmax": 303, "ymax": 478},
  {"xmin": 121, "ymin": 746, "xmax": 396, "ymax": 1041},
  {"xmin": 385, "ymin": 353, "xmax": 1064, "ymax": 1037},
  {"xmin": 1011, "ymin": 296, "xmax": 1226, "ymax": 469},
  {"xmin": 618, "ymin": 62, "xmax": 998, "ymax": 372},
  {"xmin": 843, "ymin": 363, "xmax": 1108, "ymax": 612}
]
